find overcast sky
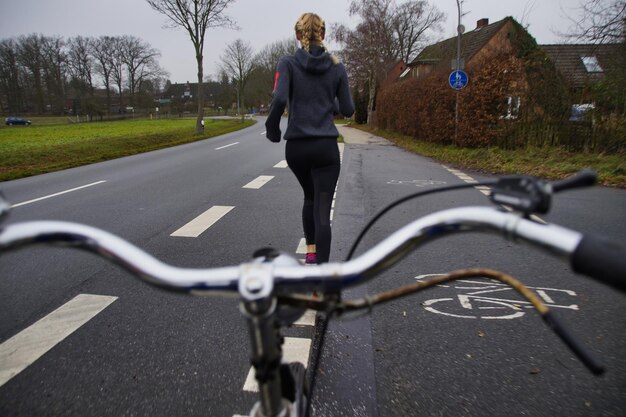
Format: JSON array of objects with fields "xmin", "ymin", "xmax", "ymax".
[{"xmin": 0, "ymin": 0, "xmax": 584, "ymax": 83}]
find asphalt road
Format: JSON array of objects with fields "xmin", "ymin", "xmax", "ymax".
[{"xmin": 0, "ymin": 118, "xmax": 624, "ymax": 417}]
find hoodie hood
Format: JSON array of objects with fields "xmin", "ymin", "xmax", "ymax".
[{"xmin": 295, "ymin": 45, "xmax": 334, "ymax": 74}]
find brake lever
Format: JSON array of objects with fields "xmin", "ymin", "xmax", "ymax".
[
  {"xmin": 489, "ymin": 175, "xmax": 552, "ymax": 214},
  {"xmin": 489, "ymin": 170, "xmax": 597, "ymax": 215}
]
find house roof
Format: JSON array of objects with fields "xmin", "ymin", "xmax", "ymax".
[
  {"xmin": 539, "ymin": 43, "xmax": 624, "ymax": 89},
  {"xmin": 411, "ymin": 17, "xmax": 512, "ymax": 67}
]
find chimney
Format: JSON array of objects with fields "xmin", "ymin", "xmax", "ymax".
[{"xmin": 476, "ymin": 18, "xmax": 489, "ymax": 29}]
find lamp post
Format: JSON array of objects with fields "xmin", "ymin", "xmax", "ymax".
[{"xmin": 455, "ymin": 0, "xmax": 463, "ymax": 143}]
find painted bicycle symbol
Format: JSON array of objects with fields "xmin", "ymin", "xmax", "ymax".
[{"xmin": 416, "ymin": 274, "xmax": 579, "ymax": 320}]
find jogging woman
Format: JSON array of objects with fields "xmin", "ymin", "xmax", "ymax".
[{"xmin": 265, "ymin": 12, "xmax": 355, "ymax": 264}]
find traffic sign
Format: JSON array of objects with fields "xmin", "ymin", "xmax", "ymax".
[{"xmin": 449, "ymin": 70, "xmax": 468, "ymax": 90}]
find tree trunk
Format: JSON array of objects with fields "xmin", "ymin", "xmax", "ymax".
[
  {"xmin": 367, "ymin": 71, "xmax": 377, "ymax": 124},
  {"xmin": 196, "ymin": 51, "xmax": 204, "ymax": 135}
]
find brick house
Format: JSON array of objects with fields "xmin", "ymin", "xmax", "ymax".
[
  {"xmin": 404, "ymin": 17, "xmax": 514, "ymax": 80},
  {"xmin": 376, "ymin": 16, "xmax": 572, "ymax": 147},
  {"xmin": 540, "ymin": 43, "xmax": 625, "ymax": 119}
]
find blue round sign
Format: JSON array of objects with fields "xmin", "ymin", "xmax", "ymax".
[{"xmin": 449, "ymin": 70, "xmax": 468, "ymax": 90}]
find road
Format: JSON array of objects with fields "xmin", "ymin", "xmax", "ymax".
[{"xmin": 0, "ymin": 118, "xmax": 624, "ymax": 416}]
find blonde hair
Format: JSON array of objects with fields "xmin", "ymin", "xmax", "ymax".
[{"xmin": 295, "ymin": 13, "xmax": 339, "ymax": 64}]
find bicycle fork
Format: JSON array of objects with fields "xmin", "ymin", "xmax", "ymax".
[{"xmin": 240, "ymin": 263, "xmax": 291, "ymax": 417}]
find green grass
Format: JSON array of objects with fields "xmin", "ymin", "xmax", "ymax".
[
  {"xmin": 353, "ymin": 125, "xmax": 625, "ymax": 188},
  {"xmin": 0, "ymin": 118, "xmax": 255, "ymax": 181}
]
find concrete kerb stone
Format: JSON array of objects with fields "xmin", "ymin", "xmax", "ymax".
[{"xmin": 336, "ymin": 124, "xmax": 391, "ymax": 145}]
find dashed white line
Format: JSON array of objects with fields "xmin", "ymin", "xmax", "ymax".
[
  {"xmin": 296, "ymin": 238, "xmax": 307, "ymax": 254},
  {"xmin": 0, "ymin": 294, "xmax": 117, "ymax": 387},
  {"xmin": 443, "ymin": 166, "xmax": 488, "ymax": 195},
  {"xmin": 274, "ymin": 160, "xmax": 288, "ymax": 168},
  {"xmin": 170, "ymin": 205, "xmax": 234, "ymax": 237},
  {"xmin": 215, "ymin": 142, "xmax": 239, "ymax": 150},
  {"xmin": 294, "ymin": 310, "xmax": 316, "ymax": 327},
  {"xmin": 443, "ymin": 166, "xmax": 547, "ymax": 223},
  {"xmin": 11, "ymin": 181, "xmax": 107, "ymax": 208},
  {"xmin": 243, "ymin": 337, "xmax": 312, "ymax": 392},
  {"xmin": 243, "ymin": 175, "xmax": 274, "ymax": 189}
]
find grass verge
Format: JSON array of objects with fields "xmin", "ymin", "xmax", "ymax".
[
  {"xmin": 352, "ymin": 125, "xmax": 625, "ymax": 188},
  {"xmin": 0, "ymin": 118, "xmax": 255, "ymax": 181}
]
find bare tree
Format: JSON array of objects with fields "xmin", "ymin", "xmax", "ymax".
[
  {"xmin": 333, "ymin": 0, "xmax": 445, "ymax": 122},
  {"xmin": 67, "ymin": 36, "xmax": 95, "ymax": 94},
  {"xmin": 17, "ymin": 34, "xmax": 46, "ymax": 113},
  {"xmin": 219, "ymin": 39, "xmax": 255, "ymax": 118},
  {"xmin": 146, "ymin": 0, "xmax": 237, "ymax": 134},
  {"xmin": 91, "ymin": 36, "xmax": 117, "ymax": 113},
  {"xmin": 0, "ymin": 39, "xmax": 24, "ymax": 113},
  {"xmin": 250, "ymin": 38, "xmax": 298, "ymax": 108},
  {"xmin": 393, "ymin": 1, "xmax": 445, "ymax": 63},
  {"xmin": 119, "ymin": 35, "xmax": 162, "ymax": 104},
  {"xmin": 256, "ymin": 38, "xmax": 298, "ymax": 77},
  {"xmin": 109, "ymin": 36, "xmax": 126, "ymax": 110},
  {"xmin": 40, "ymin": 35, "xmax": 66, "ymax": 114},
  {"xmin": 564, "ymin": 0, "xmax": 625, "ymax": 44}
]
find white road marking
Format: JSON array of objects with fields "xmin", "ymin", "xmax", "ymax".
[
  {"xmin": 261, "ymin": 131, "xmax": 266, "ymax": 135},
  {"xmin": 11, "ymin": 181, "xmax": 107, "ymax": 208},
  {"xmin": 243, "ymin": 337, "xmax": 312, "ymax": 392},
  {"xmin": 297, "ymin": 238, "xmax": 307, "ymax": 254},
  {"xmin": 243, "ymin": 175, "xmax": 274, "ymax": 189},
  {"xmin": 294, "ymin": 310, "xmax": 316, "ymax": 327},
  {"xmin": 274, "ymin": 160, "xmax": 288, "ymax": 168},
  {"xmin": 442, "ymin": 165, "xmax": 548, "ymax": 222},
  {"xmin": 215, "ymin": 142, "xmax": 239, "ymax": 150},
  {"xmin": 0, "ymin": 294, "xmax": 117, "ymax": 387},
  {"xmin": 170, "ymin": 206, "xmax": 234, "ymax": 237}
]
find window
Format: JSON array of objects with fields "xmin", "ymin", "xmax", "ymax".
[
  {"xmin": 502, "ymin": 96, "xmax": 521, "ymax": 120},
  {"xmin": 581, "ymin": 56, "xmax": 603, "ymax": 73}
]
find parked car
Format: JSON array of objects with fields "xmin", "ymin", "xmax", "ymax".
[{"xmin": 5, "ymin": 117, "xmax": 32, "ymax": 125}]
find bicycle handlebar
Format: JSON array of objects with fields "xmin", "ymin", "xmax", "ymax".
[
  {"xmin": 1, "ymin": 206, "xmax": 624, "ymax": 293},
  {"xmin": 572, "ymin": 234, "xmax": 626, "ymax": 292}
]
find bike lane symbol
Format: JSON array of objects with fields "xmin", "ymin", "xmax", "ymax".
[{"xmin": 416, "ymin": 275, "xmax": 579, "ymax": 320}]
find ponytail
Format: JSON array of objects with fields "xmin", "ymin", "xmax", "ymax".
[{"xmin": 295, "ymin": 12, "xmax": 339, "ymax": 64}]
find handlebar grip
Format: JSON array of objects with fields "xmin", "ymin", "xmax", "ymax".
[
  {"xmin": 551, "ymin": 169, "xmax": 596, "ymax": 193},
  {"xmin": 571, "ymin": 234, "xmax": 626, "ymax": 292},
  {"xmin": 543, "ymin": 312, "xmax": 605, "ymax": 375}
]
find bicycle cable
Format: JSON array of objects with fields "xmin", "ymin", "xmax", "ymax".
[
  {"xmin": 306, "ymin": 180, "xmax": 497, "ymax": 416},
  {"xmin": 346, "ymin": 181, "xmax": 498, "ymax": 260}
]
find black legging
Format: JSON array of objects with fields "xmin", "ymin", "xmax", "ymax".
[{"xmin": 286, "ymin": 138, "xmax": 340, "ymax": 263}]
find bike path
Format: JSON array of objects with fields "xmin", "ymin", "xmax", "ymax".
[{"xmin": 313, "ymin": 126, "xmax": 626, "ymax": 417}]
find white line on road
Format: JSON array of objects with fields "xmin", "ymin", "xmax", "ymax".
[
  {"xmin": 171, "ymin": 206, "xmax": 235, "ymax": 238},
  {"xmin": 215, "ymin": 142, "xmax": 240, "ymax": 150},
  {"xmin": 0, "ymin": 294, "xmax": 117, "ymax": 387},
  {"xmin": 11, "ymin": 181, "xmax": 107, "ymax": 208},
  {"xmin": 243, "ymin": 175, "xmax": 274, "ymax": 189},
  {"xmin": 243, "ymin": 337, "xmax": 312, "ymax": 392},
  {"xmin": 294, "ymin": 310, "xmax": 316, "ymax": 327},
  {"xmin": 296, "ymin": 238, "xmax": 307, "ymax": 254},
  {"xmin": 274, "ymin": 160, "xmax": 288, "ymax": 168}
]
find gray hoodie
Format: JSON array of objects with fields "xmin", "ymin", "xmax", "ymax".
[{"xmin": 265, "ymin": 45, "xmax": 354, "ymax": 142}]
